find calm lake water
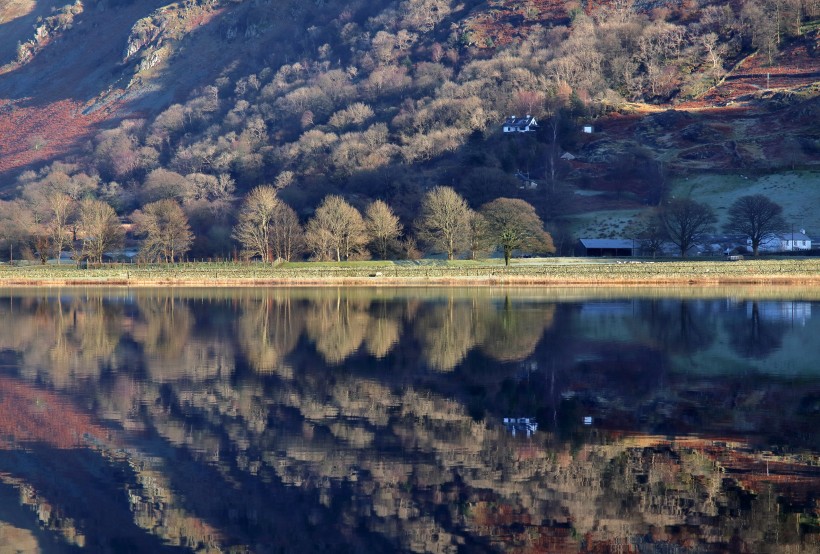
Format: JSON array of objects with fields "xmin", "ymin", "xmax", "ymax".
[{"xmin": 0, "ymin": 287, "xmax": 818, "ymax": 553}]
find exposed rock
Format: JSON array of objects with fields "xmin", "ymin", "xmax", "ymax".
[
  {"xmin": 678, "ymin": 144, "xmax": 725, "ymax": 160},
  {"xmin": 644, "ymin": 109, "xmax": 693, "ymax": 129},
  {"xmin": 123, "ymin": 18, "xmax": 162, "ymax": 62},
  {"xmin": 680, "ymin": 122, "xmax": 723, "ymax": 143},
  {"xmin": 578, "ymin": 139, "xmax": 633, "ymax": 163},
  {"xmin": 13, "ymin": 1, "xmax": 84, "ymax": 65}
]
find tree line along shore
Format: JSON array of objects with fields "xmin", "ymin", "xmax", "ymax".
[{"xmin": 1, "ymin": 258, "xmax": 820, "ymax": 287}]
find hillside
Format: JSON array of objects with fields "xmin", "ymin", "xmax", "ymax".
[{"xmin": 0, "ymin": 0, "xmax": 818, "ymax": 258}]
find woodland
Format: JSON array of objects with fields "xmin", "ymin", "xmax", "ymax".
[{"xmin": 0, "ymin": 0, "xmax": 818, "ymax": 261}]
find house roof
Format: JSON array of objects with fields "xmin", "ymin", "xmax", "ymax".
[
  {"xmin": 579, "ymin": 239, "xmax": 636, "ymax": 249},
  {"xmin": 781, "ymin": 231, "xmax": 811, "ymax": 241},
  {"xmin": 503, "ymin": 115, "xmax": 537, "ymax": 128}
]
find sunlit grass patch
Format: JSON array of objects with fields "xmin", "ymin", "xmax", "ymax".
[{"xmin": 1, "ymin": 258, "xmax": 820, "ymax": 286}]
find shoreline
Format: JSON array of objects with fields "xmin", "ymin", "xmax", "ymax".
[{"xmin": 1, "ymin": 258, "xmax": 819, "ymax": 287}]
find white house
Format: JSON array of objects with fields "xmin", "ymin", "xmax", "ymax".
[
  {"xmin": 749, "ymin": 229, "xmax": 812, "ymax": 252},
  {"xmin": 503, "ymin": 115, "xmax": 538, "ymax": 133}
]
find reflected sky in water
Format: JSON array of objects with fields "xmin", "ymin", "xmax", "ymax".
[{"xmin": 0, "ymin": 287, "xmax": 817, "ymax": 553}]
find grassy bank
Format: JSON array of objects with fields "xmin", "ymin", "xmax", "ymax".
[{"xmin": 1, "ymin": 257, "xmax": 819, "ymax": 286}]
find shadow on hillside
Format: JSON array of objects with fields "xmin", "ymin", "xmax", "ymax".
[
  {"xmin": 0, "ymin": 0, "xmax": 65, "ymax": 66},
  {"xmin": 0, "ymin": 0, "xmax": 169, "ymax": 102},
  {"xmin": 0, "ymin": 0, "xmax": 247, "ymax": 184}
]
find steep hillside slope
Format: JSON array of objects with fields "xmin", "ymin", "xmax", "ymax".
[
  {"xmin": 0, "ymin": 0, "xmax": 818, "ymax": 257},
  {"xmin": 0, "ymin": 0, "xmax": 248, "ymax": 176}
]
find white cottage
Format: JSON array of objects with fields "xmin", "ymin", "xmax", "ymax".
[
  {"xmin": 503, "ymin": 115, "xmax": 538, "ymax": 133},
  {"xmin": 750, "ymin": 229, "xmax": 812, "ymax": 252}
]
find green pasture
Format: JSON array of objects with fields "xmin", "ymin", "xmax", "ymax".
[
  {"xmin": 569, "ymin": 170, "xmax": 820, "ymax": 239},
  {"xmin": 673, "ymin": 170, "xmax": 820, "ymax": 230}
]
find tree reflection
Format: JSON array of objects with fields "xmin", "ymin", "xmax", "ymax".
[
  {"xmin": 727, "ymin": 301, "xmax": 788, "ymax": 359},
  {"xmin": 0, "ymin": 296, "xmax": 122, "ymax": 387},
  {"xmin": 237, "ymin": 293, "xmax": 304, "ymax": 373},
  {"xmin": 0, "ymin": 290, "xmax": 814, "ymax": 553},
  {"xmin": 414, "ymin": 298, "xmax": 479, "ymax": 371},
  {"xmin": 642, "ymin": 299, "xmax": 716, "ymax": 354},
  {"xmin": 131, "ymin": 296, "xmax": 224, "ymax": 381},
  {"xmin": 133, "ymin": 297, "xmax": 191, "ymax": 357},
  {"xmin": 304, "ymin": 293, "xmax": 370, "ymax": 364},
  {"xmin": 363, "ymin": 314, "xmax": 401, "ymax": 359},
  {"xmin": 477, "ymin": 296, "xmax": 556, "ymax": 362}
]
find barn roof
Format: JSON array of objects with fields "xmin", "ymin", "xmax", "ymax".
[{"xmin": 579, "ymin": 239, "xmax": 635, "ymax": 249}]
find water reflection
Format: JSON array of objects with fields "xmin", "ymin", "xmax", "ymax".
[{"xmin": 0, "ymin": 287, "xmax": 817, "ymax": 552}]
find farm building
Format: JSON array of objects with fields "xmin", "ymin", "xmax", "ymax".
[{"xmin": 576, "ymin": 239, "xmax": 637, "ymax": 257}]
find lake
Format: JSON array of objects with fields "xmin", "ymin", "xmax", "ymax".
[{"xmin": 0, "ymin": 287, "xmax": 818, "ymax": 553}]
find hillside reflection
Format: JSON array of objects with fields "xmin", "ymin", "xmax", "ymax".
[{"xmin": 0, "ymin": 287, "xmax": 817, "ymax": 553}]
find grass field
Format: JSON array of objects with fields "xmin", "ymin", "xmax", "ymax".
[
  {"xmin": 1, "ymin": 257, "xmax": 819, "ymax": 287},
  {"xmin": 673, "ymin": 170, "xmax": 820, "ymax": 230},
  {"xmin": 569, "ymin": 170, "xmax": 820, "ymax": 239}
]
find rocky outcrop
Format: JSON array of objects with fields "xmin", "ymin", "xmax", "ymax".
[
  {"xmin": 13, "ymin": 1, "xmax": 83, "ymax": 65},
  {"xmin": 122, "ymin": 0, "xmax": 229, "ymax": 81}
]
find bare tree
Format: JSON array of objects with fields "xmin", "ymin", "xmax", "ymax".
[
  {"xmin": 47, "ymin": 192, "xmax": 75, "ymax": 264},
  {"xmin": 467, "ymin": 211, "xmax": 493, "ymax": 260},
  {"xmin": 141, "ymin": 168, "xmax": 192, "ymax": 204},
  {"xmin": 79, "ymin": 198, "xmax": 124, "ymax": 264},
  {"xmin": 660, "ymin": 198, "xmax": 716, "ymax": 257},
  {"xmin": 700, "ymin": 33, "xmax": 726, "ymax": 85},
  {"xmin": 543, "ymin": 98, "xmax": 564, "ymax": 192},
  {"xmin": 18, "ymin": 192, "xmax": 51, "ymax": 264},
  {"xmin": 270, "ymin": 202, "xmax": 305, "ymax": 262},
  {"xmin": 232, "ymin": 185, "xmax": 280, "ymax": 262},
  {"xmin": 305, "ymin": 195, "xmax": 369, "ymax": 261},
  {"xmin": 416, "ymin": 186, "xmax": 472, "ymax": 260},
  {"xmin": 742, "ymin": 0, "xmax": 783, "ymax": 65},
  {"xmin": 365, "ymin": 200, "xmax": 402, "ymax": 260},
  {"xmin": 724, "ymin": 194, "xmax": 787, "ymax": 256},
  {"xmin": 480, "ymin": 198, "xmax": 555, "ymax": 265},
  {"xmin": 0, "ymin": 200, "xmax": 33, "ymax": 262},
  {"xmin": 624, "ymin": 211, "xmax": 665, "ymax": 258},
  {"xmin": 21, "ymin": 181, "xmax": 77, "ymax": 263},
  {"xmin": 133, "ymin": 199, "xmax": 193, "ymax": 262},
  {"xmin": 512, "ymin": 90, "xmax": 545, "ymax": 118},
  {"xmin": 305, "ymin": 224, "xmax": 336, "ymax": 262}
]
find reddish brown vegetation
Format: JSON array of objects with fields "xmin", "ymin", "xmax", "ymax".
[
  {"xmin": 463, "ymin": 0, "xmax": 570, "ymax": 48},
  {"xmin": 681, "ymin": 40, "xmax": 820, "ymax": 108},
  {"xmin": 0, "ymin": 98, "xmax": 110, "ymax": 177},
  {"xmin": 468, "ymin": 500, "xmax": 577, "ymax": 554},
  {"xmin": 621, "ymin": 434, "xmax": 820, "ymax": 513},
  {"xmin": 701, "ymin": 443, "xmax": 820, "ymax": 508},
  {"xmin": 0, "ymin": 374, "xmax": 108, "ymax": 449}
]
